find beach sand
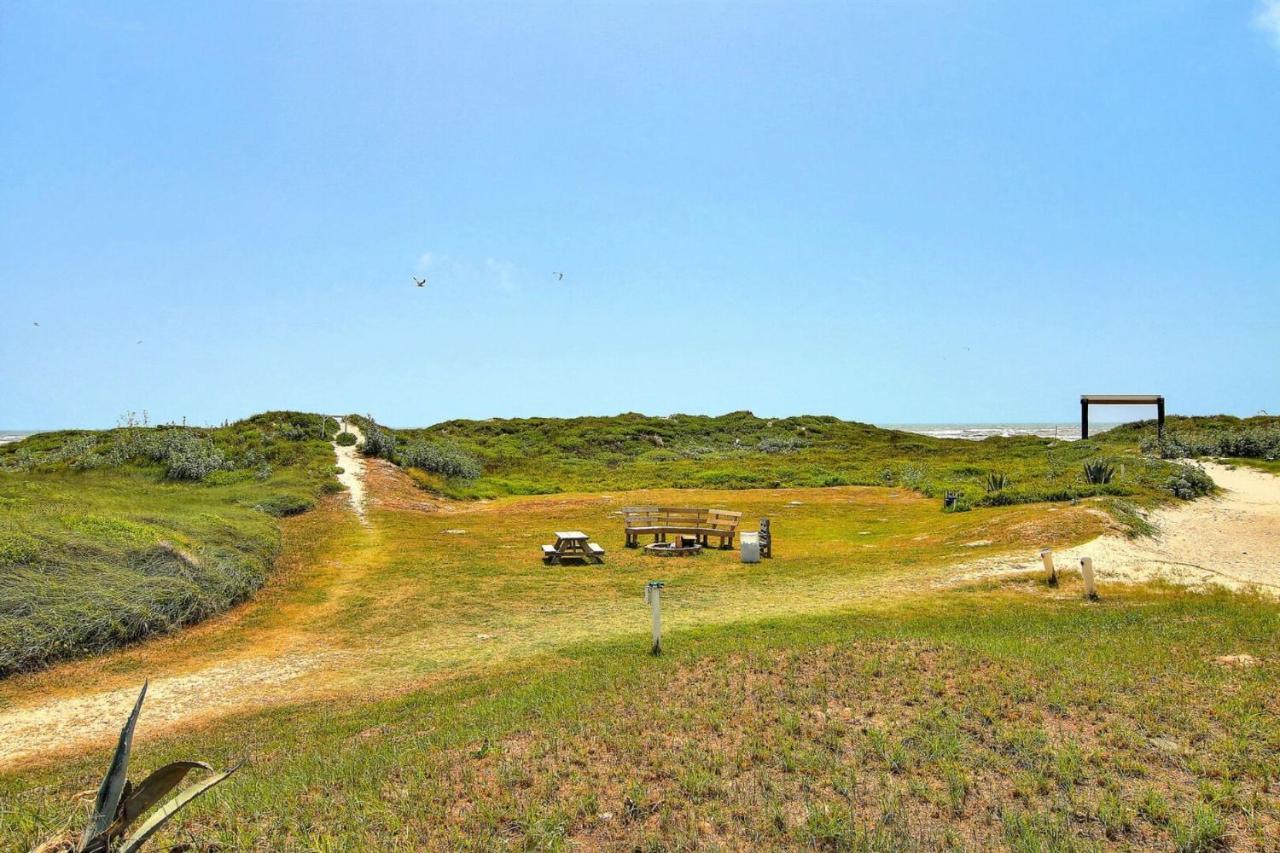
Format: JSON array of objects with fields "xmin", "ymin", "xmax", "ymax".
[{"xmin": 951, "ymin": 461, "xmax": 1280, "ymax": 593}]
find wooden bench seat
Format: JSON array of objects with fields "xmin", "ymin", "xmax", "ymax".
[{"xmin": 622, "ymin": 506, "xmax": 743, "ymax": 549}]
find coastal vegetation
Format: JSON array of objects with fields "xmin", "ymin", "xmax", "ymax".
[
  {"xmin": 1, "ymin": 411, "xmax": 1260, "ymax": 677},
  {"xmin": 2, "ymin": 411, "xmax": 1278, "ymax": 848},
  {"xmin": 0, "ymin": 412, "xmax": 336, "ymax": 676},
  {"xmin": 361, "ymin": 411, "xmax": 1198, "ymax": 508},
  {"xmin": 1116, "ymin": 414, "xmax": 1280, "ymax": 471}
]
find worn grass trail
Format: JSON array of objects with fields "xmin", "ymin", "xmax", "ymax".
[{"xmin": 0, "ymin": 468, "xmax": 1101, "ymax": 768}]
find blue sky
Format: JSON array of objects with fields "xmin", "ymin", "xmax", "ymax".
[{"xmin": 2, "ymin": 1, "xmax": 1278, "ymax": 429}]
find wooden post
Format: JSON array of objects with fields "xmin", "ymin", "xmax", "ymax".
[
  {"xmin": 1080, "ymin": 398, "xmax": 1090, "ymax": 440},
  {"xmin": 645, "ymin": 581, "xmax": 664, "ymax": 655},
  {"xmin": 1157, "ymin": 397, "xmax": 1165, "ymax": 440},
  {"xmin": 1040, "ymin": 549, "xmax": 1057, "ymax": 586},
  {"xmin": 1079, "ymin": 557, "xmax": 1098, "ymax": 600}
]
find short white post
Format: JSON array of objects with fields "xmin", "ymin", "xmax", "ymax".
[
  {"xmin": 1079, "ymin": 557, "xmax": 1098, "ymax": 600},
  {"xmin": 644, "ymin": 581, "xmax": 664, "ymax": 655},
  {"xmin": 1040, "ymin": 548, "xmax": 1057, "ymax": 586}
]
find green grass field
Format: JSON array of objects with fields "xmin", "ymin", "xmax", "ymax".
[
  {"xmin": 5, "ymin": 588, "xmax": 1277, "ymax": 849},
  {"xmin": 2, "ymin": 412, "xmax": 1278, "ymax": 850}
]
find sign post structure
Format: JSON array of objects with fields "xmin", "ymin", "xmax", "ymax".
[{"xmin": 644, "ymin": 581, "xmax": 665, "ymax": 655}]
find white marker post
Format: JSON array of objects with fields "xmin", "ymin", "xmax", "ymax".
[
  {"xmin": 1079, "ymin": 557, "xmax": 1098, "ymax": 600},
  {"xmin": 644, "ymin": 581, "xmax": 664, "ymax": 655},
  {"xmin": 1040, "ymin": 548, "xmax": 1057, "ymax": 586}
]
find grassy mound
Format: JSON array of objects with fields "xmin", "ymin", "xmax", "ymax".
[
  {"xmin": 357, "ymin": 411, "xmax": 1191, "ymax": 506},
  {"xmin": 0, "ymin": 412, "xmax": 336, "ymax": 675}
]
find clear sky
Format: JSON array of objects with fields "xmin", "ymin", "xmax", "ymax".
[{"xmin": 2, "ymin": 1, "xmax": 1278, "ymax": 429}]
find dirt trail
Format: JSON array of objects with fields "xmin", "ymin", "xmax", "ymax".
[
  {"xmin": 333, "ymin": 418, "xmax": 367, "ymax": 521},
  {"xmin": 953, "ymin": 462, "xmax": 1280, "ymax": 592}
]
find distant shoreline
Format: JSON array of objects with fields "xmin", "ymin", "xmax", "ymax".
[
  {"xmin": 881, "ymin": 422, "xmax": 1120, "ymax": 442},
  {"xmin": 2, "ymin": 422, "xmax": 1120, "ymax": 446}
]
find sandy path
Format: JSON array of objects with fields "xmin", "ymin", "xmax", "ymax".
[
  {"xmin": 0, "ymin": 654, "xmax": 350, "ymax": 767},
  {"xmin": 953, "ymin": 462, "xmax": 1280, "ymax": 593},
  {"xmin": 334, "ymin": 418, "xmax": 368, "ymax": 521}
]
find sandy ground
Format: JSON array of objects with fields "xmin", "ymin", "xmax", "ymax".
[
  {"xmin": 952, "ymin": 461, "xmax": 1280, "ymax": 593},
  {"xmin": 334, "ymin": 418, "xmax": 367, "ymax": 521},
  {"xmin": 0, "ymin": 654, "xmax": 349, "ymax": 767}
]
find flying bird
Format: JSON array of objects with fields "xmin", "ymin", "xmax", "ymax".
[
  {"xmin": 32, "ymin": 321, "xmax": 39, "ymax": 326},
  {"xmin": 413, "ymin": 276, "xmax": 427, "ymax": 288},
  {"xmin": 553, "ymin": 272, "xmax": 564, "ymax": 281}
]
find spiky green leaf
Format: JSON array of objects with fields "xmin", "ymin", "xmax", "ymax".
[
  {"xmin": 118, "ymin": 761, "xmax": 242, "ymax": 853},
  {"xmin": 112, "ymin": 761, "xmax": 211, "ymax": 834},
  {"xmin": 78, "ymin": 681, "xmax": 147, "ymax": 851}
]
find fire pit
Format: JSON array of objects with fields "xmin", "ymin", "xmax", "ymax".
[{"xmin": 644, "ymin": 541, "xmax": 703, "ymax": 557}]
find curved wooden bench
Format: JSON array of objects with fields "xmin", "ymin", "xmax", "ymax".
[{"xmin": 622, "ymin": 507, "xmax": 743, "ymax": 549}]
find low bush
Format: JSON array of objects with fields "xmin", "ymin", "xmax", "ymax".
[
  {"xmin": 985, "ymin": 471, "xmax": 1010, "ymax": 492},
  {"xmin": 757, "ymin": 435, "xmax": 808, "ymax": 454},
  {"xmin": 361, "ymin": 422, "xmax": 398, "ymax": 459},
  {"xmin": 1132, "ymin": 417, "xmax": 1280, "ymax": 462},
  {"xmin": 335, "ymin": 431, "xmax": 358, "ymax": 447},
  {"xmin": 1166, "ymin": 463, "xmax": 1214, "ymax": 500},
  {"xmin": 160, "ymin": 433, "xmax": 228, "ymax": 481},
  {"xmin": 254, "ymin": 495, "xmax": 315, "ymax": 517},
  {"xmin": 396, "ymin": 440, "xmax": 482, "ymax": 480}
]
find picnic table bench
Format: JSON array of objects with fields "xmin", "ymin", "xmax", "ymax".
[
  {"xmin": 621, "ymin": 507, "xmax": 743, "ymax": 549},
  {"xmin": 541, "ymin": 530, "xmax": 605, "ymax": 565}
]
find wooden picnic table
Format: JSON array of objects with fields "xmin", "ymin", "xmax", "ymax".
[{"xmin": 543, "ymin": 531, "xmax": 605, "ymax": 565}]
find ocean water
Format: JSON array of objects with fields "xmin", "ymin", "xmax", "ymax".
[
  {"xmin": 0, "ymin": 423, "xmax": 1119, "ymax": 446},
  {"xmin": 881, "ymin": 422, "xmax": 1119, "ymax": 441}
]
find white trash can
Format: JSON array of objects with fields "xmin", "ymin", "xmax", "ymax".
[{"xmin": 740, "ymin": 531, "xmax": 760, "ymax": 564}]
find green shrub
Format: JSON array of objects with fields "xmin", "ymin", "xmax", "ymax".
[
  {"xmin": 757, "ymin": 435, "xmax": 808, "ymax": 454},
  {"xmin": 361, "ymin": 422, "xmax": 398, "ymax": 459},
  {"xmin": 1166, "ymin": 463, "xmax": 1214, "ymax": 500},
  {"xmin": 985, "ymin": 471, "xmax": 1010, "ymax": 492},
  {"xmin": 1136, "ymin": 418, "xmax": 1280, "ymax": 461},
  {"xmin": 335, "ymin": 431, "xmax": 358, "ymax": 447},
  {"xmin": 396, "ymin": 441, "xmax": 482, "ymax": 480},
  {"xmin": 254, "ymin": 495, "xmax": 315, "ymax": 517},
  {"xmin": 149, "ymin": 431, "xmax": 228, "ymax": 481}
]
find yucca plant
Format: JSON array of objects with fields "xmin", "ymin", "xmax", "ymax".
[
  {"xmin": 984, "ymin": 471, "xmax": 1010, "ymax": 492},
  {"xmin": 1083, "ymin": 459, "xmax": 1116, "ymax": 485},
  {"xmin": 36, "ymin": 682, "xmax": 240, "ymax": 853}
]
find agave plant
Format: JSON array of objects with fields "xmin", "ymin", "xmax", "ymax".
[
  {"xmin": 37, "ymin": 682, "xmax": 240, "ymax": 853},
  {"xmin": 1083, "ymin": 459, "xmax": 1116, "ymax": 485},
  {"xmin": 984, "ymin": 471, "xmax": 1010, "ymax": 492}
]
